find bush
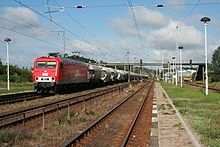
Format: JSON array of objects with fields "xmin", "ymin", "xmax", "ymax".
[
  {"xmin": 0, "ymin": 63, "xmax": 32, "ymax": 83},
  {"xmin": 210, "ymin": 74, "xmax": 220, "ymax": 82}
]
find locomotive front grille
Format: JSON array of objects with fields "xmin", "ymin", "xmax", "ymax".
[{"xmin": 35, "ymin": 77, "xmax": 55, "ymax": 82}]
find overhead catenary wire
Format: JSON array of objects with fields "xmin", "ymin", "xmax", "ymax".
[
  {"xmin": 0, "ymin": 14, "xmax": 62, "ymax": 42},
  {"xmin": 162, "ymin": 0, "xmax": 201, "ymax": 54},
  {"xmin": 0, "ymin": 11, "xmax": 79, "ymax": 52},
  {"xmin": 126, "ymin": 0, "xmax": 153, "ymax": 64},
  {"xmin": 0, "ymin": 25, "xmax": 61, "ymax": 47},
  {"xmin": 182, "ymin": 0, "xmax": 201, "ymax": 23},
  {"xmin": 126, "ymin": 0, "xmax": 144, "ymax": 48},
  {"xmin": 1, "ymin": 2, "xmax": 220, "ymax": 8},
  {"xmin": 14, "ymin": 0, "xmax": 94, "ymax": 47},
  {"xmin": 9, "ymin": 0, "xmax": 212, "ymax": 64},
  {"xmin": 52, "ymin": 0, "xmax": 124, "ymax": 62},
  {"xmin": 14, "ymin": 0, "xmax": 123, "ymax": 63},
  {"xmin": 127, "ymin": 6, "xmax": 166, "ymax": 63}
]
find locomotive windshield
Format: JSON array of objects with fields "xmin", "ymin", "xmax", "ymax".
[
  {"xmin": 36, "ymin": 61, "xmax": 56, "ymax": 68},
  {"xmin": 36, "ymin": 61, "xmax": 46, "ymax": 68},
  {"xmin": 47, "ymin": 61, "xmax": 56, "ymax": 68}
]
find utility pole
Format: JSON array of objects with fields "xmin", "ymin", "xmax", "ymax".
[
  {"xmin": 51, "ymin": 30, "xmax": 65, "ymax": 54},
  {"xmin": 98, "ymin": 48, "xmax": 100, "ymax": 65},
  {"xmin": 161, "ymin": 48, "xmax": 164, "ymax": 81},
  {"xmin": 140, "ymin": 59, "xmax": 143, "ymax": 81},
  {"xmin": 133, "ymin": 57, "xmax": 136, "ymax": 73},
  {"xmin": 4, "ymin": 38, "xmax": 11, "ymax": 90},
  {"xmin": 127, "ymin": 51, "xmax": 130, "ymax": 83},
  {"xmin": 176, "ymin": 25, "xmax": 179, "ymax": 86},
  {"xmin": 127, "ymin": 51, "xmax": 132, "ymax": 89}
]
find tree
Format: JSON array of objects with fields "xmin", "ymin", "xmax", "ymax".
[
  {"xmin": 69, "ymin": 55, "xmax": 97, "ymax": 64},
  {"xmin": 210, "ymin": 46, "xmax": 220, "ymax": 81}
]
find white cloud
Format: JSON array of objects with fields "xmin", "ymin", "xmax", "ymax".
[
  {"xmin": 108, "ymin": 6, "xmax": 169, "ymax": 37},
  {"xmin": 3, "ymin": 7, "xmax": 40, "ymax": 29},
  {"xmin": 108, "ymin": 6, "xmax": 216, "ymax": 63},
  {"xmin": 69, "ymin": 39, "xmax": 97, "ymax": 52},
  {"xmin": 131, "ymin": 6, "xmax": 169, "ymax": 29},
  {"xmin": 0, "ymin": 7, "xmax": 60, "ymax": 67},
  {"xmin": 0, "ymin": 5, "xmax": 218, "ymax": 67},
  {"xmin": 2, "ymin": 7, "xmax": 51, "ymax": 38},
  {"xmin": 146, "ymin": 21, "xmax": 203, "ymax": 50},
  {"xmin": 109, "ymin": 18, "xmax": 137, "ymax": 37}
]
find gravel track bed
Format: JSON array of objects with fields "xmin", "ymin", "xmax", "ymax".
[
  {"xmin": 0, "ymin": 82, "xmax": 143, "ymax": 146},
  {"xmin": 73, "ymin": 82, "xmax": 152, "ymax": 146},
  {"xmin": 0, "ymin": 83, "xmax": 127, "ymax": 115}
]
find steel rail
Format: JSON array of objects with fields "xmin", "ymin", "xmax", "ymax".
[
  {"xmin": 0, "ymin": 91, "xmax": 41, "ymax": 105},
  {"xmin": 0, "ymin": 84, "xmax": 128, "ymax": 129},
  {"xmin": 62, "ymin": 81, "xmax": 151, "ymax": 147},
  {"xmin": 121, "ymin": 81, "xmax": 154, "ymax": 146},
  {"xmin": 186, "ymin": 82, "xmax": 220, "ymax": 92}
]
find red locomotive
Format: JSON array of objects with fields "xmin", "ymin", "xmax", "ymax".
[{"xmin": 32, "ymin": 54, "xmax": 90, "ymax": 93}]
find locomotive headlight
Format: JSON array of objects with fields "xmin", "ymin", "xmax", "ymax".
[
  {"xmin": 52, "ymin": 77, "xmax": 55, "ymax": 81},
  {"xmin": 36, "ymin": 77, "xmax": 38, "ymax": 80}
]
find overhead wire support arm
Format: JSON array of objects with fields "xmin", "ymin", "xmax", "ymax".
[
  {"xmin": 44, "ymin": 5, "xmax": 65, "ymax": 13},
  {"xmin": 156, "ymin": 4, "xmax": 165, "ymax": 7},
  {"xmin": 75, "ymin": 5, "xmax": 86, "ymax": 9}
]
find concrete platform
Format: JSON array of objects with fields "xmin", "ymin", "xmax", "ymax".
[{"xmin": 150, "ymin": 82, "xmax": 201, "ymax": 147}]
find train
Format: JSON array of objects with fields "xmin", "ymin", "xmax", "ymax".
[{"xmin": 32, "ymin": 54, "xmax": 147, "ymax": 93}]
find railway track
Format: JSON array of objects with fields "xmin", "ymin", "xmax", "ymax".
[
  {"xmin": 0, "ymin": 83, "xmax": 129, "ymax": 129},
  {"xmin": 0, "ymin": 81, "xmax": 140, "ymax": 105},
  {"xmin": 186, "ymin": 82, "xmax": 220, "ymax": 92},
  {"xmin": 121, "ymin": 82, "xmax": 154, "ymax": 146},
  {"xmin": 0, "ymin": 91, "xmax": 42, "ymax": 105},
  {"xmin": 63, "ymin": 81, "xmax": 154, "ymax": 147}
]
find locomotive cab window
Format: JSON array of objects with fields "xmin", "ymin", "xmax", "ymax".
[
  {"xmin": 36, "ymin": 61, "xmax": 46, "ymax": 68},
  {"xmin": 36, "ymin": 61, "xmax": 56, "ymax": 68},
  {"xmin": 47, "ymin": 61, "xmax": 56, "ymax": 68}
]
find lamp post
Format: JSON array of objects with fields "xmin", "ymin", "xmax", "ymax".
[
  {"xmin": 4, "ymin": 38, "xmax": 11, "ymax": 90},
  {"xmin": 178, "ymin": 46, "xmax": 183, "ymax": 87},
  {"xmin": 172, "ymin": 56, "xmax": 175, "ymax": 84},
  {"xmin": 201, "ymin": 17, "xmax": 211, "ymax": 95}
]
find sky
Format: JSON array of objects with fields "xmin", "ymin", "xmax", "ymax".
[{"xmin": 0, "ymin": 0, "xmax": 220, "ymax": 68}]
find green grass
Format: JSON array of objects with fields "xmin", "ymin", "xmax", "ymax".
[
  {"xmin": 160, "ymin": 82, "xmax": 220, "ymax": 147},
  {"xmin": 0, "ymin": 82, "xmax": 33, "ymax": 94}
]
